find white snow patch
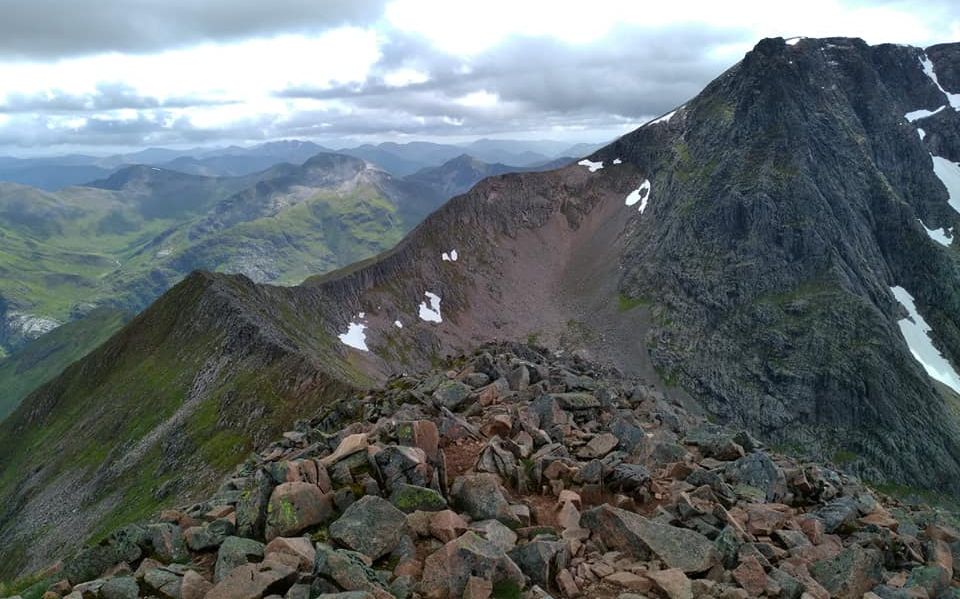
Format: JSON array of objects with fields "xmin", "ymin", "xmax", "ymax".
[
  {"xmin": 613, "ymin": 158, "xmax": 622, "ymax": 165},
  {"xmin": 921, "ymin": 56, "xmax": 960, "ymax": 110},
  {"xmin": 418, "ymin": 291, "xmax": 442, "ymax": 323},
  {"xmin": 394, "ymin": 320, "xmax": 403, "ymax": 328},
  {"xmin": 358, "ymin": 312, "xmax": 366, "ymax": 318},
  {"xmin": 156, "ymin": 248, "xmax": 172, "ymax": 258},
  {"xmin": 625, "ymin": 180, "xmax": 652, "ymax": 214},
  {"xmin": 442, "ymin": 249, "xmax": 459, "ymax": 262},
  {"xmin": 905, "ymin": 105, "xmax": 946, "ymax": 122},
  {"xmin": 577, "ymin": 159, "xmax": 603, "ymax": 173},
  {"xmin": 918, "ymin": 128, "xmax": 927, "ymax": 140},
  {"xmin": 931, "ymin": 155, "xmax": 960, "ymax": 214},
  {"xmin": 785, "ymin": 37, "xmax": 805, "ymax": 46},
  {"xmin": 919, "ymin": 219, "xmax": 953, "ymax": 247},
  {"xmin": 338, "ymin": 322, "xmax": 369, "ymax": 351},
  {"xmin": 890, "ymin": 286, "xmax": 960, "ymax": 393},
  {"xmin": 151, "ymin": 167, "xmax": 161, "ymax": 171}
]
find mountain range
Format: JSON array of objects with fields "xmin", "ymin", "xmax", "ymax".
[
  {"xmin": 0, "ymin": 139, "xmax": 598, "ymax": 190},
  {"xmin": 3, "ymin": 35, "xmax": 960, "ymax": 580}
]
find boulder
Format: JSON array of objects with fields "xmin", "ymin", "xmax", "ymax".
[
  {"xmin": 577, "ymin": 433, "xmax": 619, "ymax": 459},
  {"xmin": 314, "ymin": 545, "xmax": 394, "ymax": 599},
  {"xmin": 647, "ymin": 568, "xmax": 692, "ymax": 599},
  {"xmin": 433, "ymin": 381, "xmax": 473, "ymax": 410},
  {"xmin": 507, "ymin": 538, "xmax": 567, "ymax": 587},
  {"xmin": 330, "ymin": 495, "xmax": 409, "ymax": 560},
  {"xmin": 450, "ymin": 473, "xmax": 520, "ymax": 526},
  {"xmin": 180, "ymin": 570, "xmax": 213, "ymax": 599},
  {"xmin": 147, "ymin": 523, "xmax": 189, "ymax": 563},
  {"xmin": 809, "ymin": 545, "xmax": 883, "ymax": 599},
  {"xmin": 265, "ymin": 482, "xmax": 334, "ymax": 540},
  {"xmin": 215, "ymin": 536, "xmax": 265, "ymax": 582},
  {"xmin": 396, "ymin": 420, "xmax": 440, "ymax": 462},
  {"xmin": 470, "ymin": 520, "xmax": 518, "ymax": 552},
  {"xmin": 141, "ymin": 564, "xmax": 191, "ymax": 599},
  {"xmin": 265, "ymin": 537, "xmax": 317, "ymax": 572},
  {"xmin": 374, "ymin": 445, "xmax": 432, "ymax": 492},
  {"xmin": 64, "ymin": 525, "xmax": 148, "ymax": 584},
  {"xmin": 725, "ymin": 452, "xmax": 787, "ymax": 502},
  {"xmin": 420, "ymin": 532, "xmax": 525, "ymax": 599},
  {"xmin": 99, "ymin": 577, "xmax": 139, "ymax": 599},
  {"xmin": 814, "ymin": 497, "xmax": 859, "ymax": 534},
  {"xmin": 236, "ymin": 468, "xmax": 275, "ymax": 539},
  {"xmin": 206, "ymin": 562, "xmax": 297, "ymax": 599},
  {"xmin": 430, "ymin": 510, "xmax": 469, "ymax": 543},
  {"xmin": 321, "ymin": 434, "xmax": 369, "ymax": 468},
  {"xmin": 582, "ymin": 505, "xmax": 718, "ymax": 573},
  {"xmin": 390, "ymin": 483, "xmax": 448, "ymax": 513}
]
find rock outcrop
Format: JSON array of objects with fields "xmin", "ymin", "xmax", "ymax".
[{"xmin": 9, "ymin": 344, "xmax": 959, "ymax": 599}]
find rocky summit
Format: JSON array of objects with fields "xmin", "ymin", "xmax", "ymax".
[{"xmin": 6, "ymin": 344, "xmax": 960, "ymax": 599}]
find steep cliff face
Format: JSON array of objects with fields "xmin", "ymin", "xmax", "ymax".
[
  {"xmin": 6, "ymin": 37, "xmax": 960, "ymax": 576},
  {"xmin": 596, "ymin": 37, "xmax": 960, "ymax": 488}
]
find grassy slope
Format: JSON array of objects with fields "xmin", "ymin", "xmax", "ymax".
[
  {"xmin": 0, "ymin": 308, "xmax": 129, "ymax": 421},
  {"xmin": 0, "ymin": 274, "xmax": 366, "ymax": 578}
]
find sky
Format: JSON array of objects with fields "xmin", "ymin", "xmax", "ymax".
[{"xmin": 0, "ymin": 0, "xmax": 958, "ymax": 155}]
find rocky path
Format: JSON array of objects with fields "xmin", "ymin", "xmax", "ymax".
[{"xmin": 8, "ymin": 343, "xmax": 960, "ymax": 599}]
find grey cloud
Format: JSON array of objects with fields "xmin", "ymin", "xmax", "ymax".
[
  {"xmin": 278, "ymin": 26, "xmax": 742, "ymax": 136},
  {"xmin": 0, "ymin": 0, "xmax": 386, "ymax": 59},
  {"xmin": 0, "ymin": 83, "xmax": 233, "ymax": 113}
]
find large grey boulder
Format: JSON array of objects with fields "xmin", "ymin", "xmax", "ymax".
[
  {"xmin": 329, "ymin": 495, "xmax": 409, "ymax": 560},
  {"xmin": 582, "ymin": 505, "xmax": 718, "ymax": 573}
]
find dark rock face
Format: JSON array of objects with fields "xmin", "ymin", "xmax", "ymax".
[{"xmin": 602, "ymin": 38, "xmax": 960, "ymax": 491}]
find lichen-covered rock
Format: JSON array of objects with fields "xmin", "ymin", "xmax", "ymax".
[
  {"xmin": 389, "ymin": 483, "xmax": 447, "ymax": 512},
  {"xmin": 265, "ymin": 482, "xmax": 334, "ymax": 540}
]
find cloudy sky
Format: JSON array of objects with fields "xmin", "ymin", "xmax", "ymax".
[{"xmin": 0, "ymin": 0, "xmax": 959, "ymax": 155}]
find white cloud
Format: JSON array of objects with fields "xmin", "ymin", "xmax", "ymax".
[
  {"xmin": 385, "ymin": 0, "xmax": 948, "ymax": 56},
  {"xmin": 0, "ymin": 28, "xmax": 381, "ymax": 107}
]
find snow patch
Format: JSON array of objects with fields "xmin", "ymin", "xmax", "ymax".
[
  {"xmin": 905, "ymin": 105, "xmax": 946, "ymax": 122},
  {"xmin": 441, "ymin": 249, "xmax": 459, "ymax": 262},
  {"xmin": 785, "ymin": 37, "xmax": 804, "ymax": 46},
  {"xmin": 625, "ymin": 180, "xmax": 652, "ymax": 214},
  {"xmin": 418, "ymin": 292, "xmax": 442, "ymax": 323},
  {"xmin": 918, "ymin": 128, "xmax": 927, "ymax": 140},
  {"xmin": 890, "ymin": 286, "xmax": 960, "ymax": 394},
  {"xmin": 358, "ymin": 312, "xmax": 366, "ymax": 318},
  {"xmin": 577, "ymin": 159, "xmax": 603, "ymax": 173},
  {"xmin": 338, "ymin": 322, "xmax": 369, "ymax": 351},
  {"xmin": 613, "ymin": 158, "xmax": 622, "ymax": 165},
  {"xmin": 394, "ymin": 320, "xmax": 403, "ymax": 328},
  {"xmin": 919, "ymin": 220, "xmax": 953, "ymax": 247},
  {"xmin": 921, "ymin": 56, "xmax": 960, "ymax": 109},
  {"xmin": 931, "ymin": 155, "xmax": 960, "ymax": 214}
]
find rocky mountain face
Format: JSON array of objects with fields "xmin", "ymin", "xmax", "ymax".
[
  {"xmin": 4, "ymin": 36, "xmax": 960, "ymax": 581},
  {"xmin": 7, "ymin": 344, "xmax": 960, "ymax": 599}
]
